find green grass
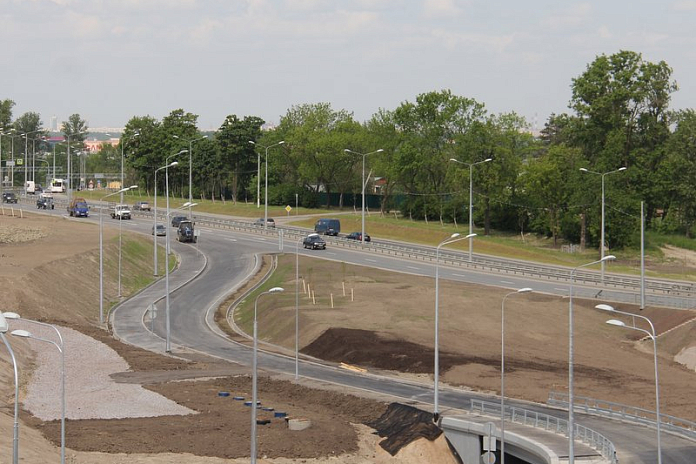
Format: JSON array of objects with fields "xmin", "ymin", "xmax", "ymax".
[{"xmin": 82, "ymin": 189, "xmax": 696, "ymax": 279}]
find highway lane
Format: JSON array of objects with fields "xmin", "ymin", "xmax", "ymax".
[{"xmin": 21, "ymin": 204, "xmax": 696, "ymax": 462}]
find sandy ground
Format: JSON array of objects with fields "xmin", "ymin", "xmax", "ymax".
[{"xmin": 0, "ymin": 211, "xmax": 695, "ymax": 462}]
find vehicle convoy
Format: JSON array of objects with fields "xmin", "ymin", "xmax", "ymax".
[
  {"xmin": 177, "ymin": 220, "xmax": 197, "ymax": 243},
  {"xmin": 67, "ymin": 197, "xmax": 89, "ymax": 217},
  {"xmin": 314, "ymin": 218, "xmax": 341, "ymax": 236},
  {"xmin": 111, "ymin": 204, "xmax": 132, "ymax": 220},
  {"xmin": 303, "ymin": 233, "xmax": 326, "ymax": 250}
]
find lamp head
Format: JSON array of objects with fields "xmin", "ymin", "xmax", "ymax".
[
  {"xmin": 278, "ymin": 141, "xmax": 285, "ymax": 145},
  {"xmin": 249, "ymin": 140, "xmax": 256, "ymax": 145},
  {"xmin": 450, "ymin": 233, "xmax": 461, "ymax": 239},
  {"xmin": 449, "ymin": 158, "xmax": 459, "ymax": 162},
  {"xmin": 0, "ymin": 313, "xmax": 8, "ymax": 333},
  {"xmin": 10, "ymin": 329, "xmax": 31, "ymax": 338},
  {"xmin": 169, "ymin": 161, "xmax": 179, "ymax": 167},
  {"xmin": 618, "ymin": 167, "xmax": 627, "ymax": 172},
  {"xmin": 376, "ymin": 149, "xmax": 384, "ymax": 153},
  {"xmin": 177, "ymin": 149, "xmax": 188, "ymax": 155},
  {"xmin": 483, "ymin": 158, "xmax": 493, "ymax": 162},
  {"xmin": 606, "ymin": 319, "xmax": 626, "ymax": 328},
  {"xmin": 268, "ymin": 287, "xmax": 285, "ymax": 293},
  {"xmin": 517, "ymin": 287, "xmax": 533, "ymax": 294},
  {"xmin": 603, "ymin": 255, "xmax": 616, "ymax": 262},
  {"xmin": 129, "ymin": 185, "xmax": 138, "ymax": 189},
  {"xmin": 2, "ymin": 312, "xmax": 20, "ymax": 320},
  {"xmin": 579, "ymin": 168, "xmax": 588, "ymax": 172},
  {"xmin": 595, "ymin": 304, "xmax": 615, "ymax": 312},
  {"xmin": 464, "ymin": 233, "xmax": 477, "ymax": 239}
]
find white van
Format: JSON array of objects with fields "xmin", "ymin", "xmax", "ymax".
[{"xmin": 25, "ymin": 180, "xmax": 36, "ymax": 194}]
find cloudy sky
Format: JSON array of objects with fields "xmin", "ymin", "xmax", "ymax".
[{"xmin": 2, "ymin": 0, "xmax": 695, "ymax": 131}]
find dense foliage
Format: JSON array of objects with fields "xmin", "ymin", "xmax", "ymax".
[{"xmin": 2, "ymin": 50, "xmax": 693, "ymax": 250}]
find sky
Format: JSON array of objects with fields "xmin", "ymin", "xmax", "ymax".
[{"xmin": 2, "ymin": 0, "xmax": 696, "ymax": 132}]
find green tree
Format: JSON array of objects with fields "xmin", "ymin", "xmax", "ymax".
[
  {"xmin": 663, "ymin": 110, "xmax": 696, "ymax": 236},
  {"xmin": 219, "ymin": 115, "xmax": 264, "ymax": 203}
]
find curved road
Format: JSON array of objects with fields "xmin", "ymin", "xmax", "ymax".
[{"xmin": 23, "ymin": 203, "xmax": 696, "ymax": 463}]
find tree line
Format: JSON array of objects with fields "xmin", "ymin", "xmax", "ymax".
[{"xmin": 2, "ymin": 50, "xmax": 695, "ymax": 251}]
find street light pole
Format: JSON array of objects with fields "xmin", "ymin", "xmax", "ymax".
[
  {"xmin": 251, "ymin": 287, "xmax": 285, "ymax": 464},
  {"xmin": 434, "ymin": 232, "xmax": 475, "ymax": 420},
  {"xmin": 22, "ymin": 130, "xmax": 41, "ymax": 192},
  {"xmin": 249, "ymin": 140, "xmax": 285, "ymax": 230},
  {"xmin": 449, "ymin": 157, "xmax": 492, "ymax": 261},
  {"xmin": 344, "ymin": 148, "xmax": 384, "ymax": 244},
  {"xmin": 568, "ymin": 255, "xmax": 615, "ymax": 464},
  {"xmin": 10, "ymin": 323, "xmax": 65, "ymax": 464},
  {"xmin": 500, "ymin": 287, "xmax": 532, "ymax": 464},
  {"xmin": 579, "ymin": 167, "xmax": 626, "ymax": 281},
  {"xmin": 0, "ymin": 312, "xmax": 20, "ymax": 464},
  {"xmin": 154, "ymin": 161, "xmax": 179, "ymax": 276},
  {"xmin": 64, "ymin": 130, "xmax": 87, "ymax": 202},
  {"xmin": 596, "ymin": 304, "xmax": 662, "ymax": 464},
  {"xmin": 173, "ymin": 134, "xmax": 207, "ymax": 219},
  {"xmin": 100, "ymin": 186, "xmax": 137, "ymax": 324}
]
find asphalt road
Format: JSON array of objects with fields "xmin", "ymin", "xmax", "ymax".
[{"xmin": 21, "ymin": 201, "xmax": 696, "ymax": 463}]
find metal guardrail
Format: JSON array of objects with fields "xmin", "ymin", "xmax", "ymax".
[
  {"xmin": 471, "ymin": 398, "xmax": 617, "ymax": 463},
  {"xmin": 19, "ymin": 196, "xmax": 696, "ymax": 309},
  {"xmin": 548, "ymin": 391, "xmax": 696, "ymax": 442}
]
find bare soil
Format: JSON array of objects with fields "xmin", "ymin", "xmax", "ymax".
[{"xmin": 1, "ymin": 211, "xmax": 696, "ymax": 463}]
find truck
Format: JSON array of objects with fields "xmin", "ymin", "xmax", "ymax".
[
  {"xmin": 111, "ymin": 204, "xmax": 132, "ymax": 220},
  {"xmin": 26, "ymin": 180, "xmax": 36, "ymax": 194},
  {"xmin": 50, "ymin": 179, "xmax": 66, "ymax": 193},
  {"xmin": 67, "ymin": 197, "xmax": 89, "ymax": 217}
]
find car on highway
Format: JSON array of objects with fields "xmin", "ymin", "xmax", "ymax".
[
  {"xmin": 133, "ymin": 201, "xmax": 151, "ymax": 211},
  {"xmin": 36, "ymin": 196, "xmax": 54, "ymax": 209},
  {"xmin": 314, "ymin": 218, "xmax": 340, "ymax": 236},
  {"xmin": 254, "ymin": 217, "xmax": 276, "ymax": 228},
  {"xmin": 111, "ymin": 204, "xmax": 132, "ymax": 220},
  {"xmin": 171, "ymin": 215, "xmax": 187, "ymax": 227},
  {"xmin": 152, "ymin": 224, "xmax": 166, "ymax": 236},
  {"xmin": 2, "ymin": 192, "xmax": 18, "ymax": 203},
  {"xmin": 302, "ymin": 233, "xmax": 326, "ymax": 250},
  {"xmin": 346, "ymin": 232, "xmax": 371, "ymax": 242}
]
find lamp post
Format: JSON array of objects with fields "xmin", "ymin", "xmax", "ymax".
[
  {"xmin": 64, "ymin": 130, "xmax": 87, "ymax": 202},
  {"xmin": 568, "ymin": 255, "xmax": 615, "ymax": 463},
  {"xmin": 164, "ymin": 201, "xmax": 197, "ymax": 352},
  {"xmin": 596, "ymin": 304, "xmax": 662, "ymax": 464},
  {"xmin": 0, "ymin": 312, "xmax": 20, "ymax": 464},
  {"xmin": 500, "ymin": 287, "xmax": 533, "ymax": 464},
  {"xmin": 154, "ymin": 160, "xmax": 179, "ymax": 276},
  {"xmin": 8, "ymin": 318, "xmax": 65, "ymax": 464},
  {"xmin": 100, "ymin": 186, "xmax": 137, "ymax": 324},
  {"xmin": 249, "ymin": 140, "xmax": 285, "ymax": 230},
  {"xmin": 173, "ymin": 134, "xmax": 207, "ymax": 219},
  {"xmin": 344, "ymin": 148, "xmax": 384, "ymax": 244},
  {"xmin": 434, "ymin": 232, "xmax": 476, "ymax": 420},
  {"xmin": 579, "ymin": 167, "xmax": 626, "ymax": 281},
  {"xmin": 295, "ymin": 236, "xmax": 305, "ymax": 380},
  {"xmin": 449, "ymin": 157, "xmax": 492, "ymax": 261},
  {"xmin": 22, "ymin": 130, "xmax": 42, "ymax": 192},
  {"xmin": 0, "ymin": 129, "xmax": 14, "ymax": 195},
  {"xmin": 251, "ymin": 287, "xmax": 285, "ymax": 464}
]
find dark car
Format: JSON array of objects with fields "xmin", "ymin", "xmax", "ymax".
[
  {"xmin": 2, "ymin": 192, "xmax": 18, "ymax": 204},
  {"xmin": 314, "ymin": 218, "xmax": 340, "ymax": 236},
  {"xmin": 346, "ymin": 232, "xmax": 371, "ymax": 242},
  {"xmin": 303, "ymin": 233, "xmax": 326, "ymax": 250},
  {"xmin": 254, "ymin": 217, "xmax": 276, "ymax": 228},
  {"xmin": 36, "ymin": 196, "xmax": 54, "ymax": 210},
  {"xmin": 177, "ymin": 220, "xmax": 197, "ymax": 243},
  {"xmin": 152, "ymin": 224, "xmax": 166, "ymax": 236},
  {"xmin": 171, "ymin": 216, "xmax": 187, "ymax": 227}
]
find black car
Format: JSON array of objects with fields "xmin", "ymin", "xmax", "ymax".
[
  {"xmin": 346, "ymin": 232, "xmax": 371, "ymax": 242},
  {"xmin": 171, "ymin": 216, "xmax": 187, "ymax": 227},
  {"xmin": 36, "ymin": 197, "xmax": 54, "ymax": 209},
  {"xmin": 2, "ymin": 192, "xmax": 18, "ymax": 204},
  {"xmin": 303, "ymin": 233, "xmax": 326, "ymax": 250}
]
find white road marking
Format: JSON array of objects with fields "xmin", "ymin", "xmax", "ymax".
[
  {"xmin": 407, "ymin": 266, "xmax": 420, "ymax": 270},
  {"xmin": 365, "ymin": 258, "xmax": 377, "ymax": 263},
  {"xmin": 452, "ymin": 273, "xmax": 469, "ymax": 278},
  {"xmin": 500, "ymin": 280, "xmax": 514, "ymax": 285}
]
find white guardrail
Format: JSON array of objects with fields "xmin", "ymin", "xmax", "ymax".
[
  {"xmin": 548, "ymin": 391, "xmax": 696, "ymax": 442},
  {"xmin": 20, "ymin": 193, "xmax": 696, "ymax": 309},
  {"xmin": 471, "ymin": 398, "xmax": 618, "ymax": 463}
]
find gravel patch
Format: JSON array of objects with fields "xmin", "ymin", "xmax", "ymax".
[{"xmin": 13, "ymin": 322, "xmax": 194, "ymax": 421}]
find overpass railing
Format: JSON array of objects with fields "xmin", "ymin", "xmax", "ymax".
[
  {"xmin": 548, "ymin": 391, "xmax": 696, "ymax": 442},
  {"xmin": 471, "ymin": 398, "xmax": 617, "ymax": 463}
]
